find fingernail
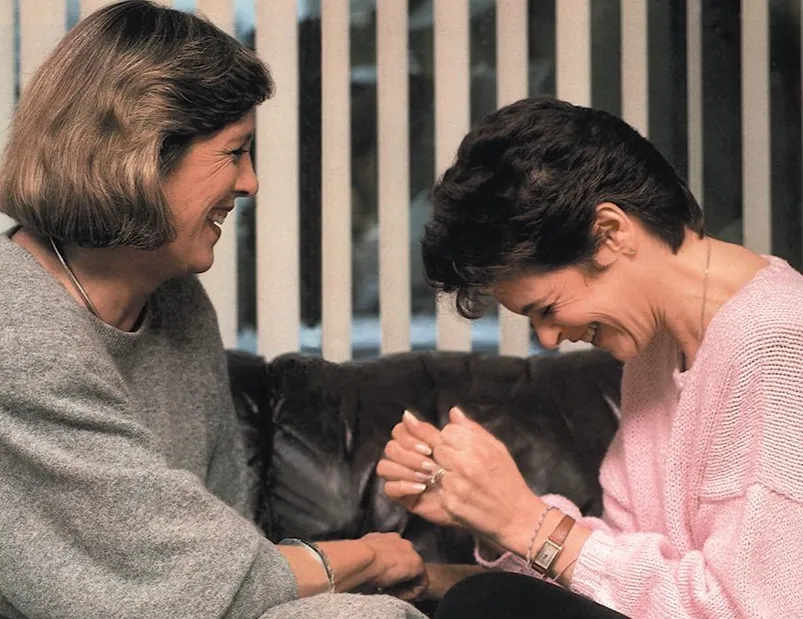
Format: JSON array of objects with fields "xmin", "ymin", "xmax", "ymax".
[
  {"xmin": 411, "ymin": 483, "xmax": 427, "ymax": 493},
  {"xmin": 420, "ymin": 460, "xmax": 436, "ymax": 471},
  {"xmin": 403, "ymin": 410, "xmax": 419, "ymax": 425},
  {"xmin": 451, "ymin": 406, "xmax": 467, "ymax": 422},
  {"xmin": 415, "ymin": 443, "xmax": 432, "ymax": 456},
  {"xmin": 414, "ymin": 471, "xmax": 429, "ymax": 482}
]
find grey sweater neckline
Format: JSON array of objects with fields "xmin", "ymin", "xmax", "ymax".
[{"xmin": 1, "ymin": 229, "xmax": 155, "ymax": 350}]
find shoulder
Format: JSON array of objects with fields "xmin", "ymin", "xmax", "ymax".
[
  {"xmin": 706, "ymin": 257, "xmax": 803, "ymax": 364},
  {"xmin": 0, "ymin": 237, "xmax": 107, "ymax": 366},
  {"xmin": 696, "ymin": 259, "xmax": 803, "ymax": 500}
]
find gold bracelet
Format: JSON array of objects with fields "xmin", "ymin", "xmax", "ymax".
[{"xmin": 525, "ymin": 506, "xmax": 557, "ymax": 565}]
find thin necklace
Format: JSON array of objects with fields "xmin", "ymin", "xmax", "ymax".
[
  {"xmin": 49, "ymin": 236, "xmax": 101, "ymax": 318},
  {"xmin": 699, "ymin": 237, "xmax": 712, "ymax": 342}
]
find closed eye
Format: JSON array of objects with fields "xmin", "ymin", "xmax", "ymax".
[
  {"xmin": 229, "ymin": 148, "xmax": 249, "ymax": 162},
  {"xmin": 539, "ymin": 304, "xmax": 554, "ymax": 318}
]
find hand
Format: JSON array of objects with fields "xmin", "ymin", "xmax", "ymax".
[
  {"xmin": 382, "ymin": 407, "xmax": 542, "ymax": 550},
  {"xmin": 377, "ymin": 411, "xmax": 457, "ymax": 527},
  {"xmin": 431, "ymin": 407, "xmax": 543, "ymax": 548},
  {"xmin": 359, "ymin": 532, "xmax": 428, "ymax": 601}
]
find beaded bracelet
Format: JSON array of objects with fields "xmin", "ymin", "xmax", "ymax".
[
  {"xmin": 525, "ymin": 506, "xmax": 557, "ymax": 566},
  {"xmin": 279, "ymin": 538, "xmax": 336, "ymax": 593}
]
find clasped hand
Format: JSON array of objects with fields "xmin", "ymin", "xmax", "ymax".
[{"xmin": 377, "ymin": 407, "xmax": 542, "ymax": 548}]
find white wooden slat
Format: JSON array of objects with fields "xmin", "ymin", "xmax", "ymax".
[
  {"xmin": 194, "ymin": 0, "xmax": 233, "ymax": 31},
  {"xmin": 255, "ymin": 0, "xmax": 300, "ymax": 358},
  {"xmin": 555, "ymin": 0, "xmax": 591, "ymax": 107},
  {"xmin": 320, "ymin": 0, "xmax": 352, "ymax": 362},
  {"xmin": 621, "ymin": 0, "xmax": 648, "ymax": 137},
  {"xmin": 687, "ymin": 0, "xmax": 703, "ymax": 205},
  {"xmin": 195, "ymin": 0, "xmax": 237, "ymax": 348},
  {"xmin": 741, "ymin": 0, "xmax": 771, "ymax": 255},
  {"xmin": 556, "ymin": 0, "xmax": 592, "ymax": 354},
  {"xmin": 80, "ymin": 0, "xmax": 113, "ymax": 18},
  {"xmin": 81, "ymin": 0, "xmax": 172, "ymax": 19},
  {"xmin": 19, "ymin": 0, "xmax": 66, "ymax": 91},
  {"xmin": 0, "ymin": 0, "xmax": 15, "ymax": 232},
  {"xmin": 496, "ymin": 0, "xmax": 530, "ymax": 357},
  {"xmin": 434, "ymin": 0, "xmax": 472, "ymax": 352},
  {"xmin": 377, "ymin": 0, "xmax": 411, "ymax": 354}
]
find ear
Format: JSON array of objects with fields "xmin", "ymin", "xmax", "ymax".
[{"xmin": 593, "ymin": 202, "xmax": 637, "ymax": 266}]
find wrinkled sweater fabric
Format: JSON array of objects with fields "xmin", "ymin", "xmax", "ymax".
[
  {"xmin": 479, "ymin": 256, "xmax": 803, "ymax": 619},
  {"xmin": 0, "ymin": 230, "xmax": 424, "ymax": 619}
]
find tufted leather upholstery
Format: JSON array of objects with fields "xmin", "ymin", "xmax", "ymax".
[{"xmin": 227, "ymin": 348, "xmax": 622, "ymax": 564}]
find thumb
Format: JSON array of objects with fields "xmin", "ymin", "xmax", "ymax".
[{"xmin": 449, "ymin": 406, "xmax": 480, "ymax": 429}]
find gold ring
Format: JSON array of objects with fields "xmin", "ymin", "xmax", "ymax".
[{"xmin": 428, "ymin": 467, "xmax": 446, "ymax": 486}]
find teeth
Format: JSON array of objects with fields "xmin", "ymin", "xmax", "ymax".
[
  {"xmin": 209, "ymin": 210, "xmax": 228, "ymax": 226},
  {"xmin": 581, "ymin": 322, "xmax": 599, "ymax": 343}
]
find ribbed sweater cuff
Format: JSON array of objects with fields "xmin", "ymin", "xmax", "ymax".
[{"xmin": 570, "ymin": 530, "xmax": 617, "ymax": 606}]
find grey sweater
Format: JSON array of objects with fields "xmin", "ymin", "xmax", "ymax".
[{"xmin": 0, "ymin": 232, "xmax": 424, "ymax": 619}]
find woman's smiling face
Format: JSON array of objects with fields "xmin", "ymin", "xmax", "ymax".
[
  {"xmin": 160, "ymin": 111, "xmax": 258, "ymax": 275},
  {"xmin": 491, "ymin": 258, "xmax": 659, "ymax": 362}
]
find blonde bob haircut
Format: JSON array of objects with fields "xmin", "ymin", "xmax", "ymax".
[{"xmin": 0, "ymin": 0, "xmax": 273, "ymax": 249}]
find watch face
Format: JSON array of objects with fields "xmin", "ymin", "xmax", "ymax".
[{"xmin": 533, "ymin": 540, "xmax": 561, "ymax": 571}]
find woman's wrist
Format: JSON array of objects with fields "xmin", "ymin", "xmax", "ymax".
[{"xmin": 492, "ymin": 493, "xmax": 549, "ymax": 557}]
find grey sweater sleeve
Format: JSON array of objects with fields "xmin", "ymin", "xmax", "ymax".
[{"xmin": 0, "ymin": 331, "xmax": 296, "ymax": 619}]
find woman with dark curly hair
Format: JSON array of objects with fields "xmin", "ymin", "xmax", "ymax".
[
  {"xmin": 378, "ymin": 97, "xmax": 803, "ymax": 618},
  {"xmin": 0, "ymin": 3, "xmax": 429, "ymax": 618}
]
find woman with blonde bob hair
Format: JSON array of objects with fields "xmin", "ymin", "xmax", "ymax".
[{"xmin": 0, "ymin": 2, "xmax": 429, "ymax": 618}]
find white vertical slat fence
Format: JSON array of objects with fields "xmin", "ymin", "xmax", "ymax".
[
  {"xmin": 0, "ymin": 0, "xmax": 14, "ymax": 232},
  {"xmin": 741, "ymin": 0, "xmax": 771, "ymax": 255},
  {"xmin": 496, "ymin": 0, "xmax": 530, "ymax": 357},
  {"xmin": 377, "ymin": 0, "xmax": 412, "ymax": 354},
  {"xmin": 556, "ymin": 0, "xmax": 592, "ymax": 354},
  {"xmin": 555, "ymin": 0, "xmax": 591, "ymax": 108},
  {"xmin": 255, "ymin": 0, "xmax": 300, "ymax": 358},
  {"xmin": 10, "ymin": 1, "xmax": 65, "ymax": 233},
  {"xmin": 687, "ymin": 0, "xmax": 704, "ymax": 205},
  {"xmin": 3, "ymin": 0, "xmax": 786, "ymax": 359},
  {"xmin": 195, "ymin": 0, "xmax": 239, "ymax": 348},
  {"xmin": 621, "ymin": 0, "xmax": 648, "ymax": 137},
  {"xmin": 434, "ymin": 0, "xmax": 472, "ymax": 352},
  {"xmin": 320, "ymin": 0, "xmax": 353, "ymax": 362},
  {"xmin": 19, "ymin": 1, "xmax": 65, "ymax": 91}
]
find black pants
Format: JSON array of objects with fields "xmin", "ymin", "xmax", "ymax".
[{"xmin": 434, "ymin": 572, "xmax": 632, "ymax": 619}]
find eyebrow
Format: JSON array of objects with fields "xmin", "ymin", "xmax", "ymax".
[{"xmin": 228, "ymin": 131, "xmax": 254, "ymax": 148}]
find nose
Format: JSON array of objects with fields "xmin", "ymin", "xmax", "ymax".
[
  {"xmin": 530, "ymin": 316, "xmax": 563, "ymax": 350},
  {"xmin": 235, "ymin": 154, "xmax": 259, "ymax": 197}
]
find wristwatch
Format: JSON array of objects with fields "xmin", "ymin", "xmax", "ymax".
[{"xmin": 530, "ymin": 514, "xmax": 575, "ymax": 578}]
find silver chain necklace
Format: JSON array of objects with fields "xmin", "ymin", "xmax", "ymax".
[
  {"xmin": 49, "ymin": 237, "xmax": 101, "ymax": 318},
  {"xmin": 699, "ymin": 237, "xmax": 712, "ymax": 341}
]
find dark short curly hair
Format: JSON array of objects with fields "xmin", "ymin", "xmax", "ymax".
[
  {"xmin": 0, "ymin": 0, "xmax": 274, "ymax": 249},
  {"xmin": 423, "ymin": 97, "xmax": 704, "ymax": 319}
]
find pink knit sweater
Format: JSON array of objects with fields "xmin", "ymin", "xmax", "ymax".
[{"xmin": 478, "ymin": 257, "xmax": 803, "ymax": 618}]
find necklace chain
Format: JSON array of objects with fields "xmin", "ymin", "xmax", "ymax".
[
  {"xmin": 699, "ymin": 237, "xmax": 712, "ymax": 342},
  {"xmin": 49, "ymin": 237, "xmax": 101, "ymax": 318}
]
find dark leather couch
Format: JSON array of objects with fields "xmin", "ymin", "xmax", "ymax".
[{"xmin": 227, "ymin": 348, "xmax": 623, "ymax": 567}]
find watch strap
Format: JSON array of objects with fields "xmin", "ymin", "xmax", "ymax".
[{"xmin": 529, "ymin": 514, "xmax": 575, "ymax": 577}]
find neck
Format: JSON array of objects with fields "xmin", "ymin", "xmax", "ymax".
[
  {"xmin": 655, "ymin": 232, "xmax": 767, "ymax": 368},
  {"xmin": 15, "ymin": 229, "xmax": 173, "ymax": 331},
  {"xmin": 654, "ymin": 232, "xmax": 715, "ymax": 367}
]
